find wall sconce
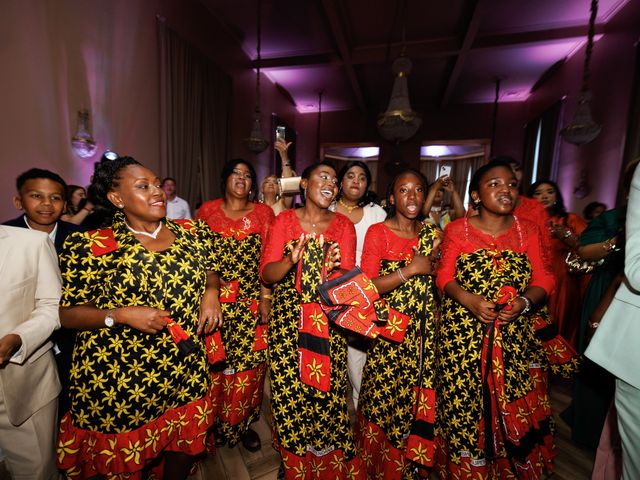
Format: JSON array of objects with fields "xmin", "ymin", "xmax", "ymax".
[{"xmin": 71, "ymin": 109, "xmax": 97, "ymax": 158}]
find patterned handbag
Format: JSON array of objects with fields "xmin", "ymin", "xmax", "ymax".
[{"xmin": 316, "ymin": 265, "xmax": 383, "ymax": 339}]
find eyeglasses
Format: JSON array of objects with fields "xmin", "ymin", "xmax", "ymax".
[{"xmin": 231, "ymin": 169, "xmax": 252, "ymax": 180}]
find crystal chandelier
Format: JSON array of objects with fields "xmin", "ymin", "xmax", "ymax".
[
  {"xmin": 377, "ymin": 55, "xmax": 422, "ymax": 143},
  {"xmin": 560, "ymin": 0, "xmax": 601, "ymax": 146},
  {"xmin": 71, "ymin": 109, "xmax": 97, "ymax": 158},
  {"xmin": 243, "ymin": 0, "xmax": 269, "ymax": 154}
]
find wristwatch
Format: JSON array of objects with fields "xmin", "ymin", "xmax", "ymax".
[{"xmin": 104, "ymin": 309, "xmax": 116, "ymax": 327}]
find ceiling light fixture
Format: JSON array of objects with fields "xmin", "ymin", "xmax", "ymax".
[
  {"xmin": 243, "ymin": 0, "xmax": 269, "ymax": 154},
  {"xmin": 71, "ymin": 109, "xmax": 97, "ymax": 158},
  {"xmin": 560, "ymin": 0, "xmax": 601, "ymax": 146},
  {"xmin": 377, "ymin": 0, "xmax": 421, "ymax": 143}
]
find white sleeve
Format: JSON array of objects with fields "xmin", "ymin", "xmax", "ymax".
[{"xmin": 625, "ymin": 163, "xmax": 640, "ymax": 290}]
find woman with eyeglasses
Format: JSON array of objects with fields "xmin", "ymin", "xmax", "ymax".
[
  {"xmin": 260, "ymin": 160, "xmax": 361, "ymax": 478},
  {"xmin": 196, "ymin": 159, "xmax": 275, "ymax": 452}
]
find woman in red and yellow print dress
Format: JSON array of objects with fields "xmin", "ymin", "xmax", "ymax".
[
  {"xmin": 57, "ymin": 158, "xmax": 219, "ymax": 480},
  {"xmin": 261, "ymin": 161, "xmax": 362, "ymax": 479},
  {"xmin": 197, "ymin": 159, "xmax": 275, "ymax": 451},
  {"xmin": 435, "ymin": 161, "xmax": 561, "ymax": 479},
  {"xmin": 356, "ymin": 169, "xmax": 439, "ymax": 480}
]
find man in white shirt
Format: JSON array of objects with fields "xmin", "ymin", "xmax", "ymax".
[{"xmin": 162, "ymin": 177, "xmax": 192, "ymax": 219}]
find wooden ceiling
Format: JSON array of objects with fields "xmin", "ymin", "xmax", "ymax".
[{"xmin": 200, "ymin": 0, "xmax": 632, "ymax": 113}]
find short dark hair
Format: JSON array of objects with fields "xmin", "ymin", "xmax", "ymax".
[
  {"xmin": 583, "ymin": 201, "xmax": 606, "ymax": 220},
  {"xmin": 301, "ymin": 160, "xmax": 337, "ymax": 181},
  {"xmin": 16, "ymin": 168, "xmax": 67, "ymax": 193},
  {"xmin": 336, "ymin": 160, "xmax": 377, "ymax": 207},
  {"xmin": 468, "ymin": 159, "xmax": 514, "ymax": 198},
  {"xmin": 161, "ymin": 177, "xmax": 176, "ymax": 185},
  {"xmin": 385, "ymin": 168, "xmax": 427, "ymax": 219},
  {"xmin": 220, "ymin": 159, "xmax": 258, "ymax": 201},
  {"xmin": 528, "ymin": 179, "xmax": 566, "ymax": 218}
]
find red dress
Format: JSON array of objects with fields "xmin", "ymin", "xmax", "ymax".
[
  {"xmin": 435, "ymin": 217, "xmax": 562, "ymax": 479},
  {"xmin": 259, "ymin": 209, "xmax": 364, "ymax": 479},
  {"xmin": 356, "ymin": 222, "xmax": 439, "ymax": 479},
  {"xmin": 196, "ymin": 199, "xmax": 275, "ymax": 445},
  {"xmin": 547, "ymin": 213, "xmax": 587, "ymax": 347}
]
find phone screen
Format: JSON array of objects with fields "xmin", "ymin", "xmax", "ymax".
[{"xmin": 276, "ymin": 126, "xmax": 286, "ymax": 142}]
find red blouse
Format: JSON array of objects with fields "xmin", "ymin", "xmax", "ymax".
[
  {"xmin": 196, "ymin": 198, "xmax": 274, "ymax": 239},
  {"xmin": 360, "ymin": 223, "xmax": 418, "ymax": 279},
  {"xmin": 436, "ymin": 216, "xmax": 555, "ymax": 295},
  {"xmin": 259, "ymin": 208, "xmax": 357, "ymax": 280}
]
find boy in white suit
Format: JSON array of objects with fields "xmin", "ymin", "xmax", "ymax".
[
  {"xmin": 587, "ymin": 160, "xmax": 640, "ymax": 480},
  {"xmin": 0, "ymin": 225, "xmax": 61, "ymax": 479}
]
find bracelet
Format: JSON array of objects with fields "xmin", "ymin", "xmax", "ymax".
[
  {"xmin": 283, "ymin": 163, "xmax": 291, "ymax": 167},
  {"xmin": 517, "ymin": 295, "xmax": 533, "ymax": 315},
  {"xmin": 261, "ymin": 294, "xmax": 272, "ymax": 299},
  {"xmin": 397, "ymin": 268, "xmax": 408, "ymax": 283}
]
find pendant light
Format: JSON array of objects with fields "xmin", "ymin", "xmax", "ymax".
[
  {"xmin": 244, "ymin": 0, "xmax": 269, "ymax": 154},
  {"xmin": 377, "ymin": 0, "xmax": 421, "ymax": 143},
  {"xmin": 560, "ymin": 0, "xmax": 601, "ymax": 146}
]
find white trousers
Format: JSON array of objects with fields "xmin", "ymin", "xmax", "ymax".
[{"xmin": 616, "ymin": 378, "xmax": 640, "ymax": 480}]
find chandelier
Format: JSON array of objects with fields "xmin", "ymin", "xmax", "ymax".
[
  {"xmin": 377, "ymin": 1, "xmax": 421, "ymax": 143},
  {"xmin": 243, "ymin": 0, "xmax": 269, "ymax": 154},
  {"xmin": 560, "ymin": 0, "xmax": 601, "ymax": 146},
  {"xmin": 377, "ymin": 55, "xmax": 422, "ymax": 143},
  {"xmin": 71, "ymin": 109, "xmax": 97, "ymax": 158}
]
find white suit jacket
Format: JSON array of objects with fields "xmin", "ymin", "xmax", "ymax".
[
  {"xmin": 0, "ymin": 225, "xmax": 61, "ymax": 425},
  {"xmin": 586, "ymin": 163, "xmax": 640, "ymax": 389}
]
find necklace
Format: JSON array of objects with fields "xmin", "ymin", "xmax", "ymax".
[
  {"xmin": 125, "ymin": 220, "xmax": 163, "ymax": 239},
  {"xmin": 339, "ymin": 198, "xmax": 360, "ymax": 214}
]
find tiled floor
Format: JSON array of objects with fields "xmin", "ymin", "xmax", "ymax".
[{"xmin": 0, "ymin": 378, "xmax": 597, "ymax": 479}]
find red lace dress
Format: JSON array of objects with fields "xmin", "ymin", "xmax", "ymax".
[
  {"xmin": 196, "ymin": 199, "xmax": 275, "ymax": 445},
  {"xmin": 356, "ymin": 222, "xmax": 439, "ymax": 479},
  {"xmin": 259, "ymin": 209, "xmax": 364, "ymax": 479},
  {"xmin": 435, "ymin": 217, "xmax": 564, "ymax": 479},
  {"xmin": 547, "ymin": 213, "xmax": 587, "ymax": 347}
]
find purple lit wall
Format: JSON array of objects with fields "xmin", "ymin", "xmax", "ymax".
[{"xmin": 524, "ymin": 2, "xmax": 640, "ymax": 214}]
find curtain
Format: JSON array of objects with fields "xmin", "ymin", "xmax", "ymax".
[
  {"xmin": 420, "ymin": 155, "xmax": 485, "ymax": 207},
  {"xmin": 158, "ymin": 18, "xmax": 231, "ymax": 210},
  {"xmin": 522, "ymin": 101, "xmax": 562, "ymax": 189}
]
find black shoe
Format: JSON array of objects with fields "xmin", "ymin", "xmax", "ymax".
[{"xmin": 240, "ymin": 427, "xmax": 261, "ymax": 452}]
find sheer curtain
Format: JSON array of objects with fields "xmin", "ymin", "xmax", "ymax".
[{"xmin": 157, "ymin": 18, "xmax": 231, "ymax": 210}]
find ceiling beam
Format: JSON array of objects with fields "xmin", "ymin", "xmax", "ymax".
[
  {"xmin": 251, "ymin": 52, "xmax": 341, "ymax": 69},
  {"xmin": 474, "ymin": 24, "xmax": 605, "ymax": 50},
  {"xmin": 320, "ymin": 0, "xmax": 366, "ymax": 112},
  {"xmin": 441, "ymin": 0, "xmax": 487, "ymax": 107},
  {"xmin": 249, "ymin": 24, "xmax": 606, "ymax": 70}
]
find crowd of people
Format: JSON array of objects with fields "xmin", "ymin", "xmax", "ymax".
[{"xmin": 1, "ymin": 143, "xmax": 639, "ymax": 480}]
